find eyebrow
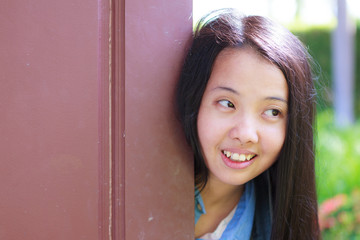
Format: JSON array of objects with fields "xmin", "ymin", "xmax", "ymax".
[
  {"xmin": 265, "ymin": 97, "xmax": 288, "ymax": 105},
  {"xmin": 211, "ymin": 86, "xmax": 288, "ymax": 104},
  {"xmin": 211, "ymin": 86, "xmax": 239, "ymax": 95}
]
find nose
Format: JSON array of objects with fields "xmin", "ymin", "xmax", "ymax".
[{"xmin": 228, "ymin": 115, "xmax": 259, "ymax": 145}]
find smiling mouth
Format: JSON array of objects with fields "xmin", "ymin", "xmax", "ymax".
[{"xmin": 222, "ymin": 150, "xmax": 257, "ymax": 162}]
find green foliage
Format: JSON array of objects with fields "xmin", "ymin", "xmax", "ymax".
[
  {"xmin": 320, "ymin": 190, "xmax": 360, "ymax": 239},
  {"xmin": 293, "ymin": 27, "xmax": 333, "ymax": 110},
  {"xmin": 316, "ymin": 110, "xmax": 360, "ymax": 204},
  {"xmin": 295, "ymin": 23, "xmax": 360, "ymax": 238},
  {"xmin": 288, "ymin": 21, "xmax": 360, "ymax": 239},
  {"xmin": 292, "ymin": 24, "xmax": 360, "ymax": 116},
  {"xmin": 316, "ymin": 110, "xmax": 360, "ymax": 238}
]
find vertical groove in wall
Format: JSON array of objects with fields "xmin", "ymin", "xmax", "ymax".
[
  {"xmin": 121, "ymin": 0, "xmax": 126, "ymax": 237},
  {"xmin": 114, "ymin": 0, "xmax": 126, "ymax": 238},
  {"xmin": 98, "ymin": 0, "xmax": 113, "ymax": 238},
  {"xmin": 108, "ymin": 0, "xmax": 113, "ymax": 237}
]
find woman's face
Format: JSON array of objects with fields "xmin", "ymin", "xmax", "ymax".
[{"xmin": 197, "ymin": 47, "xmax": 288, "ymax": 186}]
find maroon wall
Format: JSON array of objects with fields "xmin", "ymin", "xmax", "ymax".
[
  {"xmin": 0, "ymin": 0, "xmax": 193, "ymax": 239},
  {"xmin": 124, "ymin": 0, "xmax": 193, "ymax": 239},
  {"xmin": 0, "ymin": 1, "xmax": 99, "ymax": 239}
]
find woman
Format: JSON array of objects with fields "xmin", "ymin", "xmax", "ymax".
[{"xmin": 176, "ymin": 9, "xmax": 320, "ymax": 239}]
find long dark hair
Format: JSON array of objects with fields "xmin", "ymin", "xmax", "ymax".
[{"xmin": 176, "ymin": 9, "xmax": 319, "ymax": 239}]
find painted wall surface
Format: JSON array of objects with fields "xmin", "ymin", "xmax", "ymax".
[
  {"xmin": 0, "ymin": 0, "xmax": 99, "ymax": 239},
  {"xmin": 1, "ymin": 0, "xmax": 193, "ymax": 239},
  {"xmin": 123, "ymin": 0, "xmax": 194, "ymax": 239}
]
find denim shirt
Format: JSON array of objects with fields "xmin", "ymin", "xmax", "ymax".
[
  {"xmin": 195, "ymin": 171, "xmax": 273, "ymax": 240},
  {"xmin": 195, "ymin": 180, "xmax": 255, "ymax": 240}
]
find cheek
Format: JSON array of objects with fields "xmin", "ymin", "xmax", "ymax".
[
  {"xmin": 197, "ymin": 109, "xmax": 226, "ymax": 152},
  {"xmin": 262, "ymin": 124, "xmax": 286, "ymax": 156},
  {"xmin": 197, "ymin": 114, "xmax": 215, "ymax": 151}
]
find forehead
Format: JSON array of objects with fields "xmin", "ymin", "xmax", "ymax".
[
  {"xmin": 214, "ymin": 47, "xmax": 277, "ymax": 75},
  {"xmin": 207, "ymin": 47, "xmax": 288, "ymax": 99}
]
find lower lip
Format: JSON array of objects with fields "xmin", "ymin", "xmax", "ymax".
[{"xmin": 221, "ymin": 152, "xmax": 256, "ymax": 169}]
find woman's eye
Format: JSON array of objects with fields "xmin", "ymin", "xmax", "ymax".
[
  {"xmin": 218, "ymin": 100, "xmax": 235, "ymax": 108},
  {"xmin": 264, "ymin": 109, "xmax": 281, "ymax": 117}
]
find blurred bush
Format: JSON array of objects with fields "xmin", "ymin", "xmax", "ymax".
[
  {"xmin": 319, "ymin": 189, "xmax": 360, "ymax": 239},
  {"xmin": 294, "ymin": 27, "xmax": 333, "ymax": 109},
  {"xmin": 288, "ymin": 20, "xmax": 360, "ymax": 239},
  {"xmin": 315, "ymin": 110, "xmax": 360, "ymax": 238},
  {"xmin": 315, "ymin": 110, "xmax": 360, "ymax": 203},
  {"xmin": 292, "ymin": 23, "xmax": 360, "ymax": 117}
]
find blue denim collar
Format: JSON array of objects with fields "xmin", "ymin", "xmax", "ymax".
[{"xmin": 195, "ymin": 180, "xmax": 255, "ymax": 240}]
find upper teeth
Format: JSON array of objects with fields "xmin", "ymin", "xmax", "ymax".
[{"xmin": 223, "ymin": 151, "xmax": 256, "ymax": 162}]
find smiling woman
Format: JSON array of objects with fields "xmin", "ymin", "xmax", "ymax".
[
  {"xmin": 197, "ymin": 47, "xmax": 288, "ymax": 187},
  {"xmin": 176, "ymin": 9, "xmax": 320, "ymax": 239}
]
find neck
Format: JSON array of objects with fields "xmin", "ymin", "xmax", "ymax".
[{"xmin": 201, "ymin": 175, "xmax": 244, "ymax": 210}]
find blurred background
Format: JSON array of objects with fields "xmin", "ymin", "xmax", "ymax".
[{"xmin": 194, "ymin": 0, "xmax": 360, "ymax": 238}]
